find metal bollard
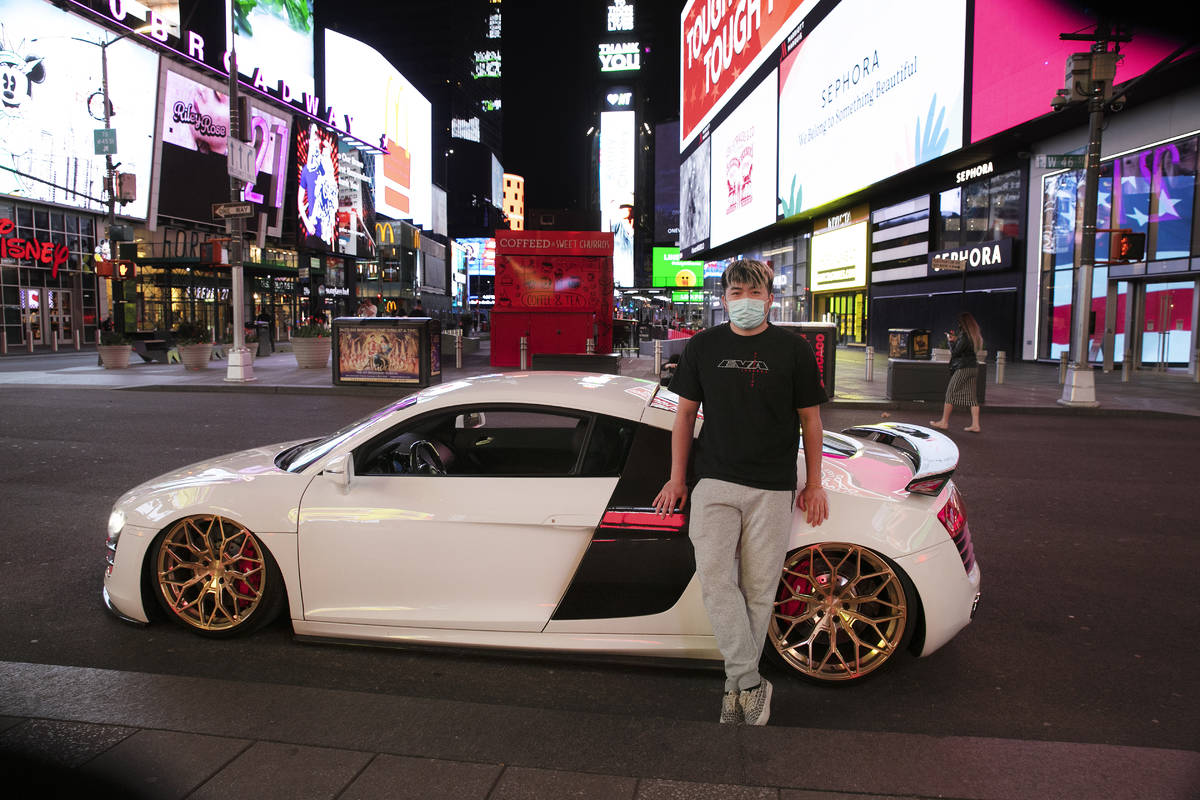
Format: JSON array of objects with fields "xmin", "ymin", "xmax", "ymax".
[
  {"xmin": 1, "ymin": 329, "xmax": 6, "ymax": 355},
  {"xmin": 864, "ymin": 346, "xmax": 874, "ymax": 382},
  {"xmin": 995, "ymin": 351, "xmax": 1006, "ymax": 384},
  {"xmin": 455, "ymin": 332, "xmax": 463, "ymax": 369},
  {"xmin": 585, "ymin": 337, "xmax": 595, "ymax": 354},
  {"xmin": 1121, "ymin": 352, "xmax": 1132, "ymax": 382},
  {"xmin": 73, "ymin": 330, "xmax": 81, "ymax": 350},
  {"xmin": 51, "ymin": 333, "xmax": 58, "ymax": 352},
  {"xmin": 519, "ymin": 335, "xmax": 528, "ymax": 370},
  {"xmin": 1058, "ymin": 351, "xmax": 1069, "ymax": 384},
  {"xmin": 654, "ymin": 339, "xmax": 662, "ymax": 376},
  {"xmin": 1193, "ymin": 350, "xmax": 1200, "ymax": 384},
  {"xmin": 26, "ymin": 331, "xmax": 33, "ymax": 353}
]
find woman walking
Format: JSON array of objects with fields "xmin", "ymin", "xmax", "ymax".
[{"xmin": 931, "ymin": 312, "xmax": 983, "ymax": 433}]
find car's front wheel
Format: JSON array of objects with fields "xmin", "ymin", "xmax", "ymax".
[
  {"xmin": 768, "ymin": 542, "xmax": 915, "ymax": 684},
  {"xmin": 151, "ymin": 515, "xmax": 284, "ymax": 637}
]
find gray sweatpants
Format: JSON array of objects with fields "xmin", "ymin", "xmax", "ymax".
[{"xmin": 689, "ymin": 478, "xmax": 794, "ymax": 692}]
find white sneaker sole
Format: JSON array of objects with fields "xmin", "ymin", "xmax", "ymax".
[{"xmin": 743, "ymin": 681, "xmax": 772, "ymax": 726}]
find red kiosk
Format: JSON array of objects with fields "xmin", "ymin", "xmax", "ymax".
[{"xmin": 490, "ymin": 231, "xmax": 615, "ymax": 367}]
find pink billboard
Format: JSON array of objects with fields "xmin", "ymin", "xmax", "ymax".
[{"xmin": 971, "ymin": 0, "xmax": 1187, "ymax": 143}]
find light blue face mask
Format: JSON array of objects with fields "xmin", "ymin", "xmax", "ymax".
[{"xmin": 727, "ymin": 297, "xmax": 767, "ymax": 330}]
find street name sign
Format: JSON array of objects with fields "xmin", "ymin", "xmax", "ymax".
[
  {"xmin": 227, "ymin": 139, "xmax": 258, "ymax": 183},
  {"xmin": 212, "ymin": 202, "xmax": 255, "ymax": 220},
  {"xmin": 1036, "ymin": 154, "xmax": 1086, "ymax": 170},
  {"xmin": 930, "ymin": 256, "xmax": 966, "ymax": 272},
  {"xmin": 93, "ymin": 129, "xmax": 117, "ymax": 155}
]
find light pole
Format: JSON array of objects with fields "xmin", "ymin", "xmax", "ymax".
[{"xmin": 224, "ymin": 11, "xmax": 254, "ymax": 382}]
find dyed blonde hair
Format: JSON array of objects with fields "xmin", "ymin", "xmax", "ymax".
[{"xmin": 721, "ymin": 259, "xmax": 774, "ymax": 292}]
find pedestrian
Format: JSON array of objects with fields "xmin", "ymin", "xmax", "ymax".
[
  {"xmin": 413, "ymin": 300, "xmax": 425, "ymax": 317},
  {"xmin": 255, "ymin": 308, "xmax": 275, "ymax": 351},
  {"xmin": 930, "ymin": 311, "xmax": 983, "ymax": 433},
  {"xmin": 653, "ymin": 259, "xmax": 829, "ymax": 726}
]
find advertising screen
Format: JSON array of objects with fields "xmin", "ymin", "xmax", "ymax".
[
  {"xmin": 600, "ymin": 110, "xmax": 635, "ymax": 287},
  {"xmin": 296, "ymin": 122, "xmax": 339, "ymax": 251},
  {"xmin": 324, "ymin": 30, "xmax": 432, "ymax": 229},
  {"xmin": 0, "ymin": 0, "xmax": 157, "ymax": 218},
  {"xmin": 336, "ymin": 142, "xmax": 374, "ymax": 257},
  {"xmin": 777, "ymin": 0, "xmax": 966, "ymax": 216},
  {"xmin": 709, "ymin": 71, "xmax": 778, "ymax": 248},
  {"xmin": 458, "ymin": 237, "xmax": 495, "ymax": 276},
  {"xmin": 227, "ymin": 0, "xmax": 315, "ymax": 103},
  {"xmin": 679, "ymin": 136, "xmax": 711, "ymax": 256},
  {"xmin": 152, "ymin": 64, "xmax": 290, "ymax": 232},
  {"xmin": 971, "ymin": 0, "xmax": 1187, "ymax": 143},
  {"xmin": 811, "ymin": 221, "xmax": 867, "ymax": 291},
  {"xmin": 680, "ymin": 0, "xmax": 812, "ymax": 148},
  {"xmin": 652, "ymin": 246, "xmax": 703, "ymax": 288},
  {"xmin": 654, "ymin": 121, "xmax": 680, "ymax": 243}
]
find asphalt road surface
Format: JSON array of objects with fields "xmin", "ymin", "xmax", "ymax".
[{"xmin": 0, "ymin": 387, "xmax": 1196, "ymax": 754}]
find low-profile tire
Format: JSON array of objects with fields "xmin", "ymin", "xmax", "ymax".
[
  {"xmin": 150, "ymin": 515, "xmax": 285, "ymax": 638},
  {"xmin": 767, "ymin": 542, "xmax": 916, "ymax": 685}
]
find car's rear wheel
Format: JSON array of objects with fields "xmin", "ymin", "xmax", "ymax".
[
  {"xmin": 151, "ymin": 515, "xmax": 284, "ymax": 637},
  {"xmin": 768, "ymin": 542, "xmax": 915, "ymax": 684}
]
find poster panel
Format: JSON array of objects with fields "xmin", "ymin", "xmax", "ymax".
[
  {"xmin": 335, "ymin": 323, "xmax": 421, "ymax": 384},
  {"xmin": 0, "ymin": 0, "xmax": 157, "ymax": 218},
  {"xmin": 777, "ymin": 0, "xmax": 966, "ymax": 216},
  {"xmin": 708, "ymin": 70, "xmax": 777, "ymax": 248}
]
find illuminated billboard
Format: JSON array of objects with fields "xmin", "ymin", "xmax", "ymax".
[
  {"xmin": 652, "ymin": 247, "xmax": 703, "ymax": 288},
  {"xmin": 324, "ymin": 30, "xmax": 432, "ymax": 228},
  {"xmin": 654, "ymin": 121, "xmax": 681, "ymax": 243},
  {"xmin": 296, "ymin": 122, "xmax": 339, "ymax": 251},
  {"xmin": 600, "ymin": 110, "xmax": 635, "ymax": 287},
  {"xmin": 709, "ymin": 71, "xmax": 777, "ymax": 248},
  {"xmin": 227, "ymin": 0, "xmax": 315, "ymax": 104},
  {"xmin": 777, "ymin": 0, "xmax": 965, "ymax": 215},
  {"xmin": 971, "ymin": 0, "xmax": 1187, "ymax": 143},
  {"xmin": 679, "ymin": 135, "xmax": 710, "ymax": 256},
  {"xmin": 150, "ymin": 63, "xmax": 290, "ymax": 233},
  {"xmin": 0, "ymin": 0, "xmax": 158, "ymax": 218},
  {"xmin": 336, "ymin": 142, "xmax": 374, "ymax": 257},
  {"xmin": 680, "ymin": 0, "xmax": 810, "ymax": 149},
  {"xmin": 811, "ymin": 220, "xmax": 867, "ymax": 291}
]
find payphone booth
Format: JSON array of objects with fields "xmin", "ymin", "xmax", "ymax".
[{"xmin": 489, "ymin": 231, "xmax": 615, "ymax": 368}]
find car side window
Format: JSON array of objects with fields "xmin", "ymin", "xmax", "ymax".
[{"xmin": 450, "ymin": 408, "xmax": 589, "ymax": 476}]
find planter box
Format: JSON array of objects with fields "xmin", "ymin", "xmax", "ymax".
[
  {"xmin": 179, "ymin": 343, "xmax": 213, "ymax": 370},
  {"xmin": 292, "ymin": 336, "xmax": 331, "ymax": 369},
  {"xmin": 98, "ymin": 344, "xmax": 132, "ymax": 369}
]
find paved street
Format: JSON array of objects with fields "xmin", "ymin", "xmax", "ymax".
[{"xmin": 0, "ymin": 348, "xmax": 1198, "ymax": 798}]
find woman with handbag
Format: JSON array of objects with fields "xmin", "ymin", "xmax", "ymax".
[{"xmin": 930, "ymin": 312, "xmax": 983, "ymax": 433}]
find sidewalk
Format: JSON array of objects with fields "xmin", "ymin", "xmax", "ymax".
[{"xmin": 1, "ymin": 339, "xmax": 1196, "ymax": 417}]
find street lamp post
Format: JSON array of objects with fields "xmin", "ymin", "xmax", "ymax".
[{"xmin": 224, "ymin": 14, "xmax": 253, "ymax": 382}]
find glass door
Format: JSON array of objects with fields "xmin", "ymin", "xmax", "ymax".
[
  {"xmin": 1142, "ymin": 281, "xmax": 1194, "ymax": 369},
  {"xmin": 47, "ymin": 289, "xmax": 72, "ymax": 344}
]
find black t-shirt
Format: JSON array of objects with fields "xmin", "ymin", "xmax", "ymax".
[{"xmin": 669, "ymin": 323, "xmax": 828, "ymax": 491}]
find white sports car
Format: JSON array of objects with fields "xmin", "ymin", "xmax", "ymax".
[{"xmin": 103, "ymin": 373, "xmax": 980, "ymax": 684}]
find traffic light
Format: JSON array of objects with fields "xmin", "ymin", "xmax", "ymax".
[
  {"xmin": 1109, "ymin": 230, "xmax": 1146, "ymax": 263},
  {"xmin": 115, "ymin": 260, "xmax": 136, "ymax": 280}
]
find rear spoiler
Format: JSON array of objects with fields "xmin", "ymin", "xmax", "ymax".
[{"xmin": 840, "ymin": 423, "xmax": 959, "ymax": 496}]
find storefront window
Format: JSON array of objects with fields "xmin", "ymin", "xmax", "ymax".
[
  {"xmin": 1037, "ymin": 134, "xmax": 1199, "ymax": 360},
  {"xmin": 939, "ymin": 169, "xmax": 1022, "ymax": 249}
]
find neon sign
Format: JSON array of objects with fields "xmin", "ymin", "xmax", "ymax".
[
  {"xmin": 0, "ymin": 218, "xmax": 70, "ymax": 277},
  {"xmin": 607, "ymin": 0, "xmax": 635, "ymax": 32},
  {"xmin": 598, "ymin": 42, "xmax": 640, "ymax": 72}
]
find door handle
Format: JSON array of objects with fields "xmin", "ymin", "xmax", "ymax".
[{"xmin": 543, "ymin": 514, "xmax": 595, "ymax": 527}]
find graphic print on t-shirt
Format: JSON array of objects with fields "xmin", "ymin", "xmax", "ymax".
[{"xmin": 717, "ymin": 352, "xmax": 768, "ymax": 387}]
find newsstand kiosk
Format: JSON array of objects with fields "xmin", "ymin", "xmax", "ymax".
[{"xmin": 489, "ymin": 231, "xmax": 615, "ymax": 368}]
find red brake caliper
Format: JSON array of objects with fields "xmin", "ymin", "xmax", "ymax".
[
  {"xmin": 235, "ymin": 539, "xmax": 259, "ymax": 608},
  {"xmin": 776, "ymin": 559, "xmax": 812, "ymax": 618}
]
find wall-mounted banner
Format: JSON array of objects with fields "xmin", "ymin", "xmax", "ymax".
[
  {"xmin": 708, "ymin": 70, "xmax": 777, "ymax": 249},
  {"xmin": 0, "ymin": 0, "xmax": 157, "ymax": 218},
  {"xmin": 324, "ymin": 30, "xmax": 432, "ymax": 229},
  {"xmin": 777, "ymin": 0, "xmax": 965, "ymax": 216},
  {"xmin": 495, "ymin": 230, "xmax": 614, "ymax": 257},
  {"xmin": 296, "ymin": 122, "xmax": 339, "ymax": 251},
  {"xmin": 680, "ymin": 0, "xmax": 811, "ymax": 149},
  {"xmin": 927, "ymin": 237, "xmax": 1013, "ymax": 276}
]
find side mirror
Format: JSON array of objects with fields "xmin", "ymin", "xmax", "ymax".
[{"xmin": 323, "ymin": 453, "xmax": 352, "ymax": 490}]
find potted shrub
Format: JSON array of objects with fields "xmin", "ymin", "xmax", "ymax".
[
  {"xmin": 98, "ymin": 330, "xmax": 132, "ymax": 369},
  {"xmin": 290, "ymin": 322, "xmax": 331, "ymax": 368},
  {"xmin": 175, "ymin": 321, "xmax": 213, "ymax": 370}
]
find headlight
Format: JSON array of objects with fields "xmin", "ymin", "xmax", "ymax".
[{"xmin": 107, "ymin": 509, "xmax": 125, "ymax": 537}]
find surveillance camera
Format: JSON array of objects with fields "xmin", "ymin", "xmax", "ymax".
[{"xmin": 1050, "ymin": 90, "xmax": 1070, "ymax": 112}]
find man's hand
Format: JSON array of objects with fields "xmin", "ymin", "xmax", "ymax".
[
  {"xmin": 654, "ymin": 478, "xmax": 688, "ymax": 517},
  {"xmin": 797, "ymin": 485, "xmax": 828, "ymax": 526}
]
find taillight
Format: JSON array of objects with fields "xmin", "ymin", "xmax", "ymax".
[{"xmin": 937, "ymin": 485, "xmax": 975, "ymax": 573}]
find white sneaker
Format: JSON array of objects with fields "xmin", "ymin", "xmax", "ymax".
[
  {"xmin": 719, "ymin": 690, "xmax": 743, "ymax": 724},
  {"xmin": 738, "ymin": 679, "xmax": 773, "ymax": 726}
]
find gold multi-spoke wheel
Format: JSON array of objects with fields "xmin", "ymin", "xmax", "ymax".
[
  {"xmin": 153, "ymin": 515, "xmax": 282, "ymax": 636},
  {"xmin": 769, "ymin": 543, "xmax": 913, "ymax": 684}
]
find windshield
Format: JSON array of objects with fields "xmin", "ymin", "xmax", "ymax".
[{"xmin": 278, "ymin": 395, "xmax": 418, "ymax": 472}]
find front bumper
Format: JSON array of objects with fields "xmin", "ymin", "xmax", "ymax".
[{"xmin": 102, "ymin": 523, "xmax": 156, "ymax": 625}]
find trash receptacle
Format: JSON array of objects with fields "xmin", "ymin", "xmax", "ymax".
[
  {"xmin": 888, "ymin": 328, "xmax": 930, "ymax": 360},
  {"xmin": 255, "ymin": 321, "xmax": 270, "ymax": 357}
]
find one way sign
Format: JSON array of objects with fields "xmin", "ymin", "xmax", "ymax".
[{"xmin": 212, "ymin": 202, "xmax": 255, "ymax": 220}]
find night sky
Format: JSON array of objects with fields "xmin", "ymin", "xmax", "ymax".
[{"xmin": 320, "ymin": 0, "xmax": 684, "ymax": 211}]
